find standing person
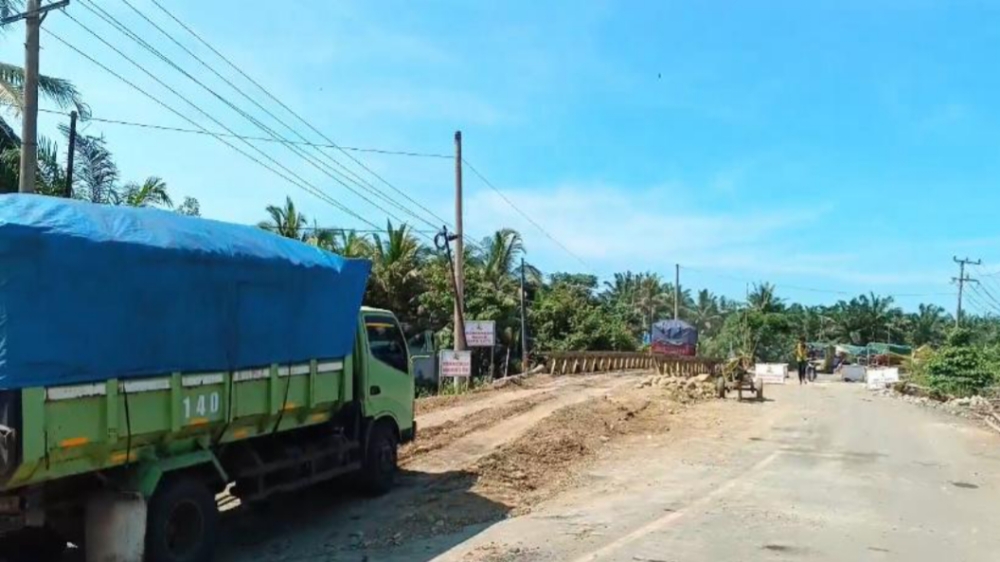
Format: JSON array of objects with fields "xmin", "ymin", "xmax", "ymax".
[{"xmin": 795, "ymin": 337, "xmax": 809, "ymax": 385}]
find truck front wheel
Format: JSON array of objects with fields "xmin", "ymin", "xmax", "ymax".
[
  {"xmin": 362, "ymin": 422, "xmax": 398, "ymax": 496},
  {"xmin": 145, "ymin": 476, "xmax": 218, "ymax": 562}
]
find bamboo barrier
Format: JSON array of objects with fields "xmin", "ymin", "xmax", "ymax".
[{"xmin": 541, "ymin": 351, "xmax": 718, "ymax": 377}]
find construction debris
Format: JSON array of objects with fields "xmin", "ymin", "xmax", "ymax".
[{"xmin": 635, "ymin": 374, "xmax": 718, "ymax": 402}]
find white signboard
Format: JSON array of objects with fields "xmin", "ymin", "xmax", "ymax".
[
  {"xmin": 866, "ymin": 367, "xmax": 899, "ymax": 389},
  {"xmin": 841, "ymin": 365, "xmax": 866, "ymax": 382},
  {"xmin": 439, "ymin": 350, "xmax": 472, "ymax": 378},
  {"xmin": 755, "ymin": 363, "xmax": 788, "ymax": 385},
  {"xmin": 866, "ymin": 368, "xmax": 887, "ymax": 390},
  {"xmin": 464, "ymin": 321, "xmax": 496, "ymax": 347}
]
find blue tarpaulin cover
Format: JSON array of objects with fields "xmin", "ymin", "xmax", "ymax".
[
  {"xmin": 0, "ymin": 195, "xmax": 372, "ymax": 389},
  {"xmin": 651, "ymin": 319, "xmax": 698, "ymax": 346}
]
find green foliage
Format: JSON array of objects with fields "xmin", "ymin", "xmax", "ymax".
[{"xmin": 926, "ymin": 343, "xmax": 1000, "ymax": 397}]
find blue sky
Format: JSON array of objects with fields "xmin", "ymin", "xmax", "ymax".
[{"xmin": 7, "ymin": 0, "xmax": 1000, "ymax": 311}]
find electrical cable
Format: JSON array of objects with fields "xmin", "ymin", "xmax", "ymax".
[
  {"xmin": 461, "ymin": 157, "xmax": 592, "ymax": 271},
  {"xmin": 144, "ymin": 0, "xmax": 459, "ymax": 238},
  {"xmin": 72, "ymin": 4, "xmax": 430, "ymax": 235},
  {"xmin": 38, "ymin": 108, "xmax": 449, "ymax": 157},
  {"xmin": 44, "ymin": 27, "xmax": 382, "ymax": 230}
]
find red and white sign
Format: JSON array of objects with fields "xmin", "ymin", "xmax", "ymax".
[
  {"xmin": 464, "ymin": 321, "xmax": 496, "ymax": 347},
  {"xmin": 439, "ymin": 350, "xmax": 472, "ymax": 378}
]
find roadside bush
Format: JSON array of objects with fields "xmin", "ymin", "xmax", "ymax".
[{"xmin": 926, "ymin": 329, "xmax": 1000, "ymax": 397}]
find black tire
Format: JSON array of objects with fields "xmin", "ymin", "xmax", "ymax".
[
  {"xmin": 0, "ymin": 527, "xmax": 67, "ymax": 562},
  {"xmin": 362, "ymin": 422, "xmax": 398, "ymax": 496},
  {"xmin": 716, "ymin": 376, "xmax": 727, "ymax": 399},
  {"xmin": 145, "ymin": 476, "xmax": 218, "ymax": 562}
]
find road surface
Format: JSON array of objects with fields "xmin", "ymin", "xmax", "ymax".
[{"xmin": 379, "ymin": 377, "xmax": 1000, "ymax": 561}]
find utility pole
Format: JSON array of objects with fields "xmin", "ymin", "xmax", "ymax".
[
  {"xmin": 453, "ymin": 131, "xmax": 466, "ymax": 351},
  {"xmin": 64, "ymin": 110, "xmax": 77, "ymax": 197},
  {"xmin": 953, "ymin": 256, "xmax": 981, "ymax": 327},
  {"xmin": 2, "ymin": 0, "xmax": 71, "ymax": 194},
  {"xmin": 520, "ymin": 257, "xmax": 529, "ymax": 369},
  {"xmin": 674, "ymin": 264, "xmax": 680, "ymax": 320},
  {"xmin": 18, "ymin": 0, "xmax": 40, "ymax": 194}
]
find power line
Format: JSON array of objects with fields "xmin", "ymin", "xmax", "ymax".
[
  {"xmin": 38, "ymin": 108, "xmax": 450, "ymax": 158},
  {"xmin": 460, "ymin": 157, "xmax": 592, "ymax": 271},
  {"xmin": 71, "ymin": 3, "xmax": 432, "ymax": 237},
  {"xmin": 98, "ymin": 0, "xmax": 446, "ymax": 235},
  {"xmin": 964, "ymin": 285, "xmax": 998, "ymax": 316},
  {"xmin": 42, "ymin": 28, "xmax": 380, "ymax": 230},
  {"xmin": 144, "ymin": 0, "xmax": 459, "ymax": 240}
]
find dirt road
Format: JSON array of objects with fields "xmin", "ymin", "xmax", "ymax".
[
  {"xmin": 379, "ymin": 376, "xmax": 1000, "ymax": 562},
  {"xmin": 215, "ymin": 373, "xmax": 1000, "ymax": 562}
]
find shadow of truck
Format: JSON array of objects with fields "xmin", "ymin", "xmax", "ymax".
[{"xmin": 215, "ymin": 468, "xmax": 509, "ymax": 562}]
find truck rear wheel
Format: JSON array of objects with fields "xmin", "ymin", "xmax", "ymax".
[
  {"xmin": 362, "ymin": 422, "xmax": 398, "ymax": 496},
  {"xmin": 145, "ymin": 476, "xmax": 218, "ymax": 562}
]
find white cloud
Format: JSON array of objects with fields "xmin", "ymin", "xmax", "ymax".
[
  {"xmin": 460, "ymin": 182, "xmax": 948, "ymax": 292},
  {"xmin": 462, "ymin": 182, "xmax": 817, "ymax": 270}
]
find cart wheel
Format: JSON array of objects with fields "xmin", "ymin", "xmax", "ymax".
[
  {"xmin": 716, "ymin": 376, "xmax": 726, "ymax": 399},
  {"xmin": 757, "ymin": 381, "xmax": 765, "ymax": 401}
]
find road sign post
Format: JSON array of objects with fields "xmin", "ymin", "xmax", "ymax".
[{"xmin": 439, "ymin": 349, "xmax": 472, "ymax": 392}]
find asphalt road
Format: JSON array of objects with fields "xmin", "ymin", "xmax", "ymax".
[{"xmin": 382, "ymin": 377, "xmax": 1000, "ymax": 561}]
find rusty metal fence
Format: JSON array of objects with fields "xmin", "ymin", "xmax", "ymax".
[{"xmin": 541, "ymin": 351, "xmax": 718, "ymax": 377}]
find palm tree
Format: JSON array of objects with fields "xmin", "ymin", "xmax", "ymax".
[
  {"xmin": 690, "ymin": 289, "xmax": 722, "ymax": 336},
  {"xmin": 119, "ymin": 176, "xmax": 173, "ymax": 208},
  {"xmin": 908, "ymin": 303, "xmax": 947, "ymax": 347},
  {"xmin": 477, "ymin": 228, "xmax": 541, "ymax": 289},
  {"xmin": 0, "ymin": 26, "xmax": 89, "ymax": 193},
  {"xmin": 368, "ymin": 221, "xmax": 425, "ymax": 321},
  {"xmin": 259, "ymin": 196, "xmax": 308, "ymax": 240},
  {"xmin": 310, "ymin": 228, "xmax": 371, "ymax": 258},
  {"xmin": 748, "ymin": 282, "xmax": 783, "ymax": 313},
  {"xmin": 479, "ymin": 228, "xmax": 524, "ymax": 283},
  {"xmin": 69, "ymin": 131, "xmax": 118, "ymax": 204},
  {"xmin": 0, "ymin": 62, "xmax": 88, "ymax": 120}
]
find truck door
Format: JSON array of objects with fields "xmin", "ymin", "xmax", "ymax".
[{"xmin": 361, "ymin": 313, "xmax": 414, "ymax": 432}]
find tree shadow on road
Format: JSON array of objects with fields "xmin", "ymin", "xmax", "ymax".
[{"xmin": 215, "ymin": 468, "xmax": 510, "ymax": 562}]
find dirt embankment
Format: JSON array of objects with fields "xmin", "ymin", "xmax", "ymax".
[{"xmin": 216, "ymin": 372, "xmax": 721, "ymax": 561}]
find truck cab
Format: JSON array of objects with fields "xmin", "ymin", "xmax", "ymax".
[{"xmin": 358, "ymin": 307, "xmax": 416, "ymax": 444}]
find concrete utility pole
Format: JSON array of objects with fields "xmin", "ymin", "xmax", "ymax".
[
  {"xmin": 64, "ymin": 110, "xmax": 77, "ymax": 197},
  {"xmin": 953, "ymin": 256, "xmax": 981, "ymax": 327},
  {"xmin": 454, "ymin": 131, "xmax": 467, "ymax": 351},
  {"xmin": 520, "ymin": 257, "xmax": 529, "ymax": 368},
  {"xmin": 1, "ymin": 0, "xmax": 71, "ymax": 194}
]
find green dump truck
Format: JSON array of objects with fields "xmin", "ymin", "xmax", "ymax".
[{"xmin": 0, "ymin": 196, "xmax": 416, "ymax": 561}]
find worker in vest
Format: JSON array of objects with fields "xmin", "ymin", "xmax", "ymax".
[{"xmin": 795, "ymin": 336, "xmax": 809, "ymax": 385}]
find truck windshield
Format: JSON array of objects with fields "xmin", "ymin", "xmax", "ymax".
[{"xmin": 365, "ymin": 318, "xmax": 409, "ymax": 373}]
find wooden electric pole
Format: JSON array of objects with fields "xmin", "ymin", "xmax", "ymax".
[
  {"xmin": 953, "ymin": 256, "xmax": 981, "ymax": 327},
  {"xmin": 1, "ymin": 0, "xmax": 71, "ymax": 194},
  {"xmin": 674, "ymin": 264, "xmax": 680, "ymax": 320},
  {"xmin": 520, "ymin": 257, "xmax": 529, "ymax": 368},
  {"xmin": 64, "ymin": 109, "xmax": 77, "ymax": 197},
  {"xmin": 18, "ymin": 0, "xmax": 41, "ymax": 194},
  {"xmin": 454, "ymin": 130, "xmax": 467, "ymax": 351}
]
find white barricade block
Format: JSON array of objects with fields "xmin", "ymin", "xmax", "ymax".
[{"xmin": 755, "ymin": 363, "xmax": 788, "ymax": 385}]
